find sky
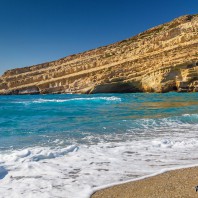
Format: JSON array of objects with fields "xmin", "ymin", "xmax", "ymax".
[{"xmin": 0, "ymin": 0, "xmax": 197, "ymax": 75}]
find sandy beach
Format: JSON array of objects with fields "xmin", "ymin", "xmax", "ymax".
[{"xmin": 91, "ymin": 166, "xmax": 198, "ymax": 198}]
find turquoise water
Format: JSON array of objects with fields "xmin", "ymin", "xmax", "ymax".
[
  {"xmin": 1, "ymin": 93, "xmax": 198, "ymax": 150},
  {"xmin": 0, "ymin": 93, "xmax": 198, "ymax": 198}
]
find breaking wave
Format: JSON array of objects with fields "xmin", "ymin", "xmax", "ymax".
[{"xmin": 15, "ymin": 96, "xmax": 121, "ymax": 105}]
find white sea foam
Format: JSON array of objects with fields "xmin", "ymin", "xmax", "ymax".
[
  {"xmin": 15, "ymin": 96, "xmax": 121, "ymax": 105},
  {"xmin": 0, "ymin": 125, "xmax": 198, "ymax": 198}
]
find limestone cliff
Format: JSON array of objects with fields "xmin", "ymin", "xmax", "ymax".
[{"xmin": 0, "ymin": 14, "xmax": 198, "ymax": 94}]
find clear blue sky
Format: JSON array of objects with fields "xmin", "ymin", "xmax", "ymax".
[{"xmin": 0, "ymin": 0, "xmax": 197, "ymax": 75}]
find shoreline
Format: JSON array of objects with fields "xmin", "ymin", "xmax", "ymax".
[
  {"xmin": 0, "ymin": 91, "xmax": 197, "ymax": 96},
  {"xmin": 90, "ymin": 164, "xmax": 198, "ymax": 198}
]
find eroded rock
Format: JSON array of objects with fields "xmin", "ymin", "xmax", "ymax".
[{"xmin": 0, "ymin": 14, "xmax": 198, "ymax": 94}]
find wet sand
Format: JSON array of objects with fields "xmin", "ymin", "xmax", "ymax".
[{"xmin": 91, "ymin": 166, "xmax": 198, "ymax": 198}]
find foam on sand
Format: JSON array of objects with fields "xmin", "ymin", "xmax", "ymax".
[
  {"xmin": 1, "ymin": 93, "xmax": 198, "ymax": 198},
  {"xmin": 91, "ymin": 165, "xmax": 198, "ymax": 198},
  {"xmin": 0, "ymin": 130, "xmax": 198, "ymax": 198}
]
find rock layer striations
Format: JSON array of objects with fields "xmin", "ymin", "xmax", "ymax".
[{"xmin": 0, "ymin": 14, "xmax": 198, "ymax": 94}]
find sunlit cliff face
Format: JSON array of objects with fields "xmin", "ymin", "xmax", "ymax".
[{"xmin": 0, "ymin": 14, "xmax": 198, "ymax": 95}]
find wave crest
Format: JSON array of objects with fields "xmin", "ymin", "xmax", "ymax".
[{"xmin": 15, "ymin": 96, "xmax": 121, "ymax": 105}]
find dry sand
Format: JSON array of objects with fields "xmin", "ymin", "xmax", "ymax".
[{"xmin": 91, "ymin": 166, "xmax": 198, "ymax": 198}]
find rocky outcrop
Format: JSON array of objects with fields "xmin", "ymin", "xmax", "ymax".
[{"xmin": 0, "ymin": 14, "xmax": 198, "ymax": 95}]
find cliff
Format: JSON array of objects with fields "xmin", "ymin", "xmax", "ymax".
[{"xmin": 0, "ymin": 14, "xmax": 198, "ymax": 95}]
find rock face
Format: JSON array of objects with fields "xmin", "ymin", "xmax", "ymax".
[{"xmin": 0, "ymin": 14, "xmax": 198, "ymax": 95}]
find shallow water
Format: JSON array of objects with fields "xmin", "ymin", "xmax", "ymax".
[{"xmin": 0, "ymin": 93, "xmax": 198, "ymax": 197}]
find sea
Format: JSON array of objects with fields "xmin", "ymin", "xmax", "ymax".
[{"xmin": 0, "ymin": 93, "xmax": 198, "ymax": 198}]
